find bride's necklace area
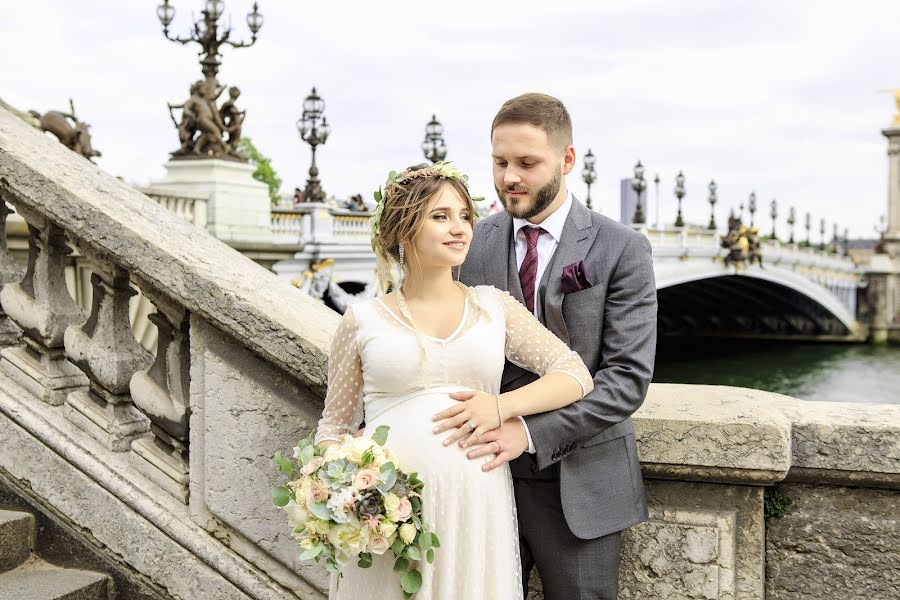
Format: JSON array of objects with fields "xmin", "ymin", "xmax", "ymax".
[{"xmin": 395, "ymin": 281, "xmax": 467, "ymax": 338}]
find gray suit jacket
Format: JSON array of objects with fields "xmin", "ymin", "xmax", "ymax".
[{"xmin": 459, "ymin": 197, "xmax": 657, "ymax": 539}]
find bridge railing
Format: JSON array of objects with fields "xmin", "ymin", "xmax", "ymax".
[{"xmin": 0, "ymin": 107, "xmax": 897, "ymax": 600}]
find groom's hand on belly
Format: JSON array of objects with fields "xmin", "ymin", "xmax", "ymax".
[{"xmin": 466, "ymin": 417, "xmax": 528, "ymax": 472}]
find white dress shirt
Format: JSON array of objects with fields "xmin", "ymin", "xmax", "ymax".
[{"xmin": 510, "ymin": 192, "xmax": 575, "ymax": 454}]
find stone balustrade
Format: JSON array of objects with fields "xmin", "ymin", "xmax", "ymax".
[
  {"xmin": 142, "ymin": 189, "xmax": 209, "ymax": 228},
  {"xmin": 0, "ymin": 106, "xmax": 897, "ymax": 600}
]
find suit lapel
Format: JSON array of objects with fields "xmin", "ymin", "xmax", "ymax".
[
  {"xmin": 482, "ymin": 214, "xmax": 526, "ymax": 304},
  {"xmin": 539, "ymin": 197, "xmax": 598, "ymax": 346}
]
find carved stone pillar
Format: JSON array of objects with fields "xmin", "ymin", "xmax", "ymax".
[
  {"xmin": 64, "ymin": 256, "xmax": 154, "ymax": 451},
  {"xmin": 130, "ymin": 284, "xmax": 191, "ymax": 503},
  {"xmin": 0, "ymin": 196, "xmax": 24, "ymax": 347},
  {"xmin": 0, "ymin": 209, "xmax": 88, "ymax": 405}
]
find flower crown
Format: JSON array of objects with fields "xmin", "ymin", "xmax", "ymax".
[{"xmin": 370, "ymin": 161, "xmax": 484, "ymax": 248}]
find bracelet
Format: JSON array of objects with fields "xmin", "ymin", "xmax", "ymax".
[{"xmin": 495, "ymin": 394, "xmax": 504, "ymax": 427}]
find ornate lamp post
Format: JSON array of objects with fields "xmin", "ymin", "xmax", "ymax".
[
  {"xmin": 748, "ymin": 192, "xmax": 757, "ymax": 226},
  {"xmin": 831, "ymin": 223, "xmax": 840, "ymax": 253},
  {"xmin": 653, "ymin": 173, "xmax": 661, "ymax": 228},
  {"xmin": 842, "ymin": 227, "xmax": 849, "ymax": 256},
  {"xmin": 819, "ymin": 217, "xmax": 826, "ymax": 251},
  {"xmin": 707, "ymin": 179, "xmax": 718, "ymax": 230},
  {"xmin": 296, "ymin": 87, "xmax": 331, "ymax": 203},
  {"xmin": 804, "ymin": 212, "xmax": 812, "ymax": 245},
  {"xmin": 674, "ymin": 171, "xmax": 686, "ymax": 228},
  {"xmin": 769, "ymin": 199, "xmax": 778, "ymax": 241},
  {"xmin": 582, "ymin": 149, "xmax": 597, "ymax": 210},
  {"xmin": 630, "ymin": 161, "xmax": 646, "ymax": 226},
  {"xmin": 787, "ymin": 206, "xmax": 796, "ymax": 244},
  {"xmin": 157, "ymin": 0, "xmax": 263, "ymax": 93},
  {"xmin": 421, "ymin": 115, "xmax": 447, "ymax": 164}
]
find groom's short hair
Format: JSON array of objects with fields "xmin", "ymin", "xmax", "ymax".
[{"xmin": 491, "ymin": 93, "xmax": 573, "ymax": 150}]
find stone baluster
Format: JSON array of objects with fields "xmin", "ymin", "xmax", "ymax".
[
  {"xmin": 0, "ymin": 196, "xmax": 24, "ymax": 347},
  {"xmin": 0, "ymin": 206, "xmax": 88, "ymax": 405},
  {"xmin": 129, "ymin": 284, "xmax": 191, "ymax": 503},
  {"xmin": 63, "ymin": 253, "xmax": 153, "ymax": 450}
]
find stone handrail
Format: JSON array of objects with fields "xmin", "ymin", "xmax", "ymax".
[{"xmin": 0, "ymin": 105, "xmax": 897, "ymax": 599}]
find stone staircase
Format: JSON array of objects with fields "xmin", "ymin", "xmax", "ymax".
[{"xmin": 0, "ymin": 509, "xmax": 110, "ymax": 600}]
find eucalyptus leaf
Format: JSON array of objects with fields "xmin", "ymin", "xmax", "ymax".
[
  {"xmin": 406, "ymin": 546, "xmax": 421, "ymax": 561},
  {"xmin": 431, "ymin": 533, "xmax": 441, "ymax": 548},
  {"xmin": 299, "ymin": 444, "xmax": 315, "ymax": 465},
  {"xmin": 426, "ymin": 548, "xmax": 434, "ymax": 563},
  {"xmin": 309, "ymin": 501, "xmax": 331, "ymax": 520},
  {"xmin": 400, "ymin": 569, "xmax": 423, "ymax": 594},
  {"xmin": 357, "ymin": 553, "xmax": 373, "ymax": 568},
  {"xmin": 271, "ymin": 486, "xmax": 290, "ymax": 507},
  {"xmin": 273, "ymin": 451, "xmax": 294, "ymax": 477},
  {"xmin": 299, "ymin": 545, "xmax": 323, "ymax": 561},
  {"xmin": 372, "ymin": 425, "xmax": 390, "ymax": 446},
  {"xmin": 393, "ymin": 556, "xmax": 410, "ymax": 572}
]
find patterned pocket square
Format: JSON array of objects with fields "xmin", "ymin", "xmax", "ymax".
[{"xmin": 560, "ymin": 260, "xmax": 593, "ymax": 294}]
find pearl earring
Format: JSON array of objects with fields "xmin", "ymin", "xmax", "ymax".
[{"xmin": 399, "ymin": 244, "xmax": 405, "ymax": 267}]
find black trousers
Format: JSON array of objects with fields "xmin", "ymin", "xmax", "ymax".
[{"xmin": 515, "ymin": 477, "xmax": 623, "ymax": 600}]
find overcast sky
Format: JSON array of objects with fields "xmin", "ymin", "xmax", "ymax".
[{"xmin": 3, "ymin": 0, "xmax": 899, "ymax": 237}]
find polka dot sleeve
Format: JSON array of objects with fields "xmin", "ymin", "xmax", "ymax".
[
  {"xmin": 498, "ymin": 289, "xmax": 594, "ymax": 397},
  {"xmin": 314, "ymin": 307, "xmax": 365, "ymax": 444}
]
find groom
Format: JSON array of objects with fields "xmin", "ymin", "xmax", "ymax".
[{"xmin": 458, "ymin": 93, "xmax": 657, "ymax": 599}]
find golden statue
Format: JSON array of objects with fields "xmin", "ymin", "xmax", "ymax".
[{"xmin": 879, "ymin": 89, "xmax": 900, "ymax": 125}]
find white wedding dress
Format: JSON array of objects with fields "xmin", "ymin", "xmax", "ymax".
[{"xmin": 315, "ymin": 285, "xmax": 593, "ymax": 600}]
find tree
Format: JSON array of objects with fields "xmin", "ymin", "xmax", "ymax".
[{"xmin": 239, "ymin": 137, "xmax": 282, "ymax": 205}]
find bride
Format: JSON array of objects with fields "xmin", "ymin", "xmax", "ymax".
[{"xmin": 314, "ymin": 163, "xmax": 593, "ymax": 599}]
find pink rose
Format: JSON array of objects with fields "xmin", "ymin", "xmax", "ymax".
[
  {"xmin": 306, "ymin": 481, "xmax": 329, "ymax": 504},
  {"xmin": 301, "ymin": 456, "xmax": 323, "ymax": 476},
  {"xmin": 396, "ymin": 497, "xmax": 412, "ymax": 522},
  {"xmin": 352, "ymin": 469, "xmax": 378, "ymax": 491},
  {"xmin": 368, "ymin": 534, "xmax": 390, "ymax": 555}
]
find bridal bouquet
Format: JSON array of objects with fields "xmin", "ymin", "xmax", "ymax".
[{"xmin": 272, "ymin": 426, "xmax": 439, "ymax": 598}]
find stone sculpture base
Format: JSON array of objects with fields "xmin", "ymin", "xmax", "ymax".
[{"xmin": 149, "ymin": 159, "xmax": 272, "ymax": 244}]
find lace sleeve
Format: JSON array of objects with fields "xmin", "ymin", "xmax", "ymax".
[
  {"xmin": 499, "ymin": 289, "xmax": 594, "ymax": 397},
  {"xmin": 314, "ymin": 307, "xmax": 365, "ymax": 444}
]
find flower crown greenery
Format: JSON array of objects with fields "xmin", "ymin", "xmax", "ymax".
[{"xmin": 370, "ymin": 162, "xmax": 484, "ymax": 249}]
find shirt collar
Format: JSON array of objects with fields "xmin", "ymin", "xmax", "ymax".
[{"xmin": 512, "ymin": 191, "xmax": 574, "ymax": 243}]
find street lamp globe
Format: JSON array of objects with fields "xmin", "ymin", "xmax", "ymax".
[
  {"xmin": 157, "ymin": 1, "xmax": 175, "ymax": 28},
  {"xmin": 303, "ymin": 88, "xmax": 325, "ymax": 120},
  {"xmin": 319, "ymin": 117, "xmax": 332, "ymax": 142},
  {"xmin": 205, "ymin": 0, "xmax": 225, "ymax": 19},
  {"xmin": 425, "ymin": 115, "xmax": 444, "ymax": 138},
  {"xmin": 246, "ymin": 3, "xmax": 263, "ymax": 35}
]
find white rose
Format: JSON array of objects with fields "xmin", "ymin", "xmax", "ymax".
[
  {"xmin": 368, "ymin": 534, "xmax": 390, "ymax": 555},
  {"xmin": 283, "ymin": 499, "xmax": 310, "ymax": 529}
]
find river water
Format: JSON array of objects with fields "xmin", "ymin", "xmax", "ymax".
[{"xmin": 653, "ymin": 338, "xmax": 900, "ymax": 405}]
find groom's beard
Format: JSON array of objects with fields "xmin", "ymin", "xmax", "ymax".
[{"xmin": 496, "ymin": 169, "xmax": 562, "ymax": 220}]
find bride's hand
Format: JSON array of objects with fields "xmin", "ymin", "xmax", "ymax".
[{"xmin": 432, "ymin": 390, "xmax": 502, "ymax": 448}]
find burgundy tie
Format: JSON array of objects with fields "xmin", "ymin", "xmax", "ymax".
[{"xmin": 518, "ymin": 226, "xmax": 547, "ymax": 314}]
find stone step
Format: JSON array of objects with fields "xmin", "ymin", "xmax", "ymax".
[
  {"xmin": 0, "ymin": 557, "xmax": 110, "ymax": 600},
  {"xmin": 0, "ymin": 509, "xmax": 33, "ymax": 573}
]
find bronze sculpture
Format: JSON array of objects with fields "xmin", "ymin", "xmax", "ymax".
[
  {"xmin": 17, "ymin": 99, "xmax": 102, "ymax": 161},
  {"xmin": 167, "ymin": 80, "xmax": 245, "ymax": 160}
]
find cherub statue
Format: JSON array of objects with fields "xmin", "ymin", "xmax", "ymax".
[
  {"xmin": 219, "ymin": 86, "xmax": 246, "ymax": 158},
  {"xmin": 168, "ymin": 80, "xmax": 228, "ymax": 158}
]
